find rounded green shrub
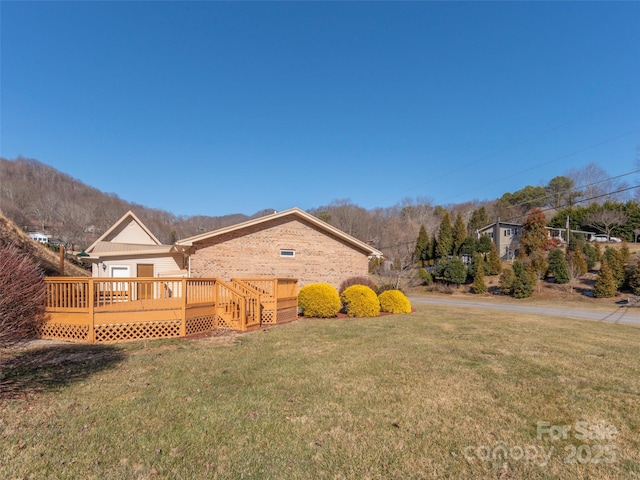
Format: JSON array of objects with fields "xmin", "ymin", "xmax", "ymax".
[
  {"xmin": 298, "ymin": 283, "xmax": 341, "ymax": 318},
  {"xmin": 378, "ymin": 290, "xmax": 411, "ymax": 314},
  {"xmin": 340, "ymin": 285, "xmax": 380, "ymax": 318}
]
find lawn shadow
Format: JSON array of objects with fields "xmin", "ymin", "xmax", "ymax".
[{"xmin": 0, "ymin": 342, "xmax": 125, "ymax": 400}]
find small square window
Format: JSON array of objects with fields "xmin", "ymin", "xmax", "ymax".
[{"xmin": 280, "ymin": 249, "xmax": 295, "ymax": 257}]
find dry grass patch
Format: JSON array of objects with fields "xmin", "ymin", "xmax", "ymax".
[{"xmin": 1, "ymin": 307, "xmax": 639, "ymax": 479}]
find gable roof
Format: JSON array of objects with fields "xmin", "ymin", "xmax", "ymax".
[
  {"xmin": 85, "ymin": 210, "xmax": 163, "ymax": 254},
  {"xmin": 478, "ymin": 221, "xmax": 523, "ymax": 232},
  {"xmin": 177, "ymin": 207, "xmax": 383, "ymax": 257}
]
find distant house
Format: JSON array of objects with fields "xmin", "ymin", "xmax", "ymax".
[
  {"xmin": 477, "ymin": 221, "xmax": 522, "ymax": 260},
  {"xmin": 81, "ymin": 211, "xmax": 187, "ymax": 278},
  {"xmin": 28, "ymin": 232, "xmax": 49, "ymax": 244},
  {"xmin": 176, "ymin": 207, "xmax": 382, "ymax": 289}
]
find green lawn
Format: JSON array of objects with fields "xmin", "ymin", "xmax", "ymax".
[{"xmin": 1, "ymin": 305, "xmax": 639, "ymax": 479}]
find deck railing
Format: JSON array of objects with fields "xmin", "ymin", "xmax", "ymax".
[
  {"xmin": 40, "ymin": 277, "xmax": 298, "ymax": 344},
  {"xmin": 232, "ymin": 278, "xmax": 299, "ymax": 325}
]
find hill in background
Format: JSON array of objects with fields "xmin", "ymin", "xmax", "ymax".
[
  {"xmin": 0, "ymin": 157, "xmax": 273, "ymax": 249},
  {"xmin": 0, "ymin": 210, "xmax": 89, "ymax": 276}
]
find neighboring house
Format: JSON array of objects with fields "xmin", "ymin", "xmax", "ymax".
[
  {"xmin": 176, "ymin": 207, "xmax": 383, "ymax": 289},
  {"xmin": 477, "ymin": 221, "xmax": 522, "ymax": 260},
  {"xmin": 28, "ymin": 232, "xmax": 49, "ymax": 244},
  {"xmin": 82, "ymin": 211, "xmax": 187, "ymax": 278}
]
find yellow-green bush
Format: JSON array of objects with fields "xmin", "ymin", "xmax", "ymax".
[
  {"xmin": 378, "ymin": 290, "xmax": 412, "ymax": 314},
  {"xmin": 298, "ymin": 283, "xmax": 341, "ymax": 318},
  {"xmin": 340, "ymin": 285, "xmax": 380, "ymax": 318}
]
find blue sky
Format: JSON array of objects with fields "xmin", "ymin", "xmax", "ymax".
[{"xmin": 2, "ymin": 1, "xmax": 639, "ymax": 217}]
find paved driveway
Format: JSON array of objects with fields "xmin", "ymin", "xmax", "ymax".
[{"xmin": 408, "ymin": 296, "xmax": 640, "ymax": 327}]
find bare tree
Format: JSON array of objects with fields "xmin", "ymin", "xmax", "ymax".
[
  {"xmin": 0, "ymin": 246, "xmax": 47, "ymax": 349},
  {"xmin": 585, "ymin": 209, "xmax": 628, "ymax": 240},
  {"xmin": 567, "ymin": 163, "xmax": 630, "ymax": 203}
]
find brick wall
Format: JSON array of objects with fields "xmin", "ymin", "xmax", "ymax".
[{"xmin": 188, "ymin": 217, "xmax": 370, "ymax": 289}]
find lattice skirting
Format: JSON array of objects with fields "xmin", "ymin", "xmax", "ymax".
[
  {"xmin": 186, "ymin": 315, "xmax": 216, "ymax": 336},
  {"xmin": 37, "ymin": 323, "xmax": 89, "ymax": 343},
  {"xmin": 261, "ymin": 310, "xmax": 275, "ymax": 324},
  {"xmin": 94, "ymin": 320, "xmax": 182, "ymax": 343},
  {"xmin": 277, "ymin": 307, "xmax": 298, "ymax": 324}
]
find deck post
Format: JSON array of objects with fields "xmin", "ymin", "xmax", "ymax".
[
  {"xmin": 180, "ymin": 278, "xmax": 187, "ymax": 337},
  {"xmin": 88, "ymin": 278, "xmax": 95, "ymax": 344}
]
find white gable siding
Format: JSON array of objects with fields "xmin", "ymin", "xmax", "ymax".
[
  {"xmin": 109, "ymin": 219, "xmax": 157, "ymax": 245},
  {"xmin": 93, "ymin": 254, "xmax": 184, "ymax": 278}
]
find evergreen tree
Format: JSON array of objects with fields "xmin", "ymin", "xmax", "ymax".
[
  {"xmin": 500, "ymin": 261, "xmax": 535, "ymax": 298},
  {"xmin": 471, "ymin": 253, "xmax": 487, "ymax": 294},
  {"xmin": 435, "ymin": 211, "xmax": 453, "ymax": 260},
  {"xmin": 627, "ymin": 260, "xmax": 640, "ymax": 295},
  {"xmin": 499, "ymin": 267, "xmax": 516, "ymax": 296},
  {"xmin": 477, "ymin": 234, "xmax": 493, "ymax": 254},
  {"xmin": 619, "ymin": 243, "xmax": 631, "ymax": 265},
  {"xmin": 452, "ymin": 213, "xmax": 467, "ymax": 256},
  {"xmin": 486, "ymin": 241, "xmax": 502, "ymax": 275},
  {"xmin": 603, "ymin": 247, "xmax": 625, "ymax": 288},
  {"xmin": 467, "ymin": 207, "xmax": 490, "ymax": 236},
  {"xmin": 429, "ymin": 233, "xmax": 437, "ymax": 265},
  {"xmin": 520, "ymin": 208, "xmax": 548, "ymax": 257},
  {"xmin": 583, "ymin": 243, "xmax": 598, "ymax": 270},
  {"xmin": 468, "ymin": 251, "xmax": 487, "ymax": 279},
  {"xmin": 414, "ymin": 225, "xmax": 430, "ymax": 267},
  {"xmin": 461, "ymin": 237, "xmax": 478, "ymax": 256},
  {"xmin": 525, "ymin": 250, "xmax": 548, "ymax": 283},
  {"xmin": 547, "ymin": 248, "xmax": 569, "ymax": 284},
  {"xmin": 594, "ymin": 258, "xmax": 618, "ymax": 298},
  {"xmin": 511, "ymin": 260, "xmax": 536, "ymax": 298},
  {"xmin": 566, "ymin": 246, "xmax": 587, "ymax": 277},
  {"xmin": 437, "ymin": 257, "xmax": 467, "ymax": 286}
]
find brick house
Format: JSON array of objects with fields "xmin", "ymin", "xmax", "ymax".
[{"xmin": 176, "ymin": 207, "xmax": 382, "ymax": 288}]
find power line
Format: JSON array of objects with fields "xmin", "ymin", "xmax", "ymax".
[
  {"xmin": 499, "ymin": 184, "xmax": 640, "ymax": 225},
  {"xmin": 375, "ymin": 183, "xmax": 640, "ymax": 252},
  {"xmin": 502, "ymin": 168, "xmax": 640, "ymax": 212},
  {"xmin": 442, "ymin": 127, "xmax": 640, "ymax": 204}
]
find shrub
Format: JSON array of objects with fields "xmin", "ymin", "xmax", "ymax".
[
  {"xmin": 338, "ymin": 276, "xmax": 378, "ymax": 295},
  {"xmin": 298, "ymin": 283, "xmax": 341, "ymax": 318},
  {"xmin": 377, "ymin": 283, "xmax": 404, "ymax": 295},
  {"xmin": 594, "ymin": 259, "xmax": 617, "ymax": 298},
  {"xmin": 485, "ymin": 243, "xmax": 502, "ymax": 275},
  {"xmin": 0, "ymin": 246, "xmax": 47, "ymax": 349},
  {"xmin": 418, "ymin": 268, "xmax": 432, "ymax": 286},
  {"xmin": 547, "ymin": 248, "xmax": 569, "ymax": 284},
  {"xmin": 583, "ymin": 243, "xmax": 598, "ymax": 270},
  {"xmin": 435, "ymin": 257, "xmax": 467, "ymax": 286},
  {"xmin": 499, "ymin": 268, "xmax": 516, "ymax": 296},
  {"xmin": 470, "ymin": 253, "xmax": 487, "ymax": 294},
  {"xmin": 500, "ymin": 260, "xmax": 535, "ymax": 298},
  {"xmin": 603, "ymin": 247, "xmax": 625, "ymax": 288},
  {"xmin": 378, "ymin": 290, "xmax": 411, "ymax": 314},
  {"xmin": 340, "ymin": 285, "xmax": 380, "ymax": 318}
]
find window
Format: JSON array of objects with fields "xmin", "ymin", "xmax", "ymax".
[{"xmin": 280, "ymin": 249, "xmax": 295, "ymax": 257}]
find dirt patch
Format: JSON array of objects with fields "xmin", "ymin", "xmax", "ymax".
[{"xmin": 185, "ymin": 329, "xmax": 242, "ymax": 346}]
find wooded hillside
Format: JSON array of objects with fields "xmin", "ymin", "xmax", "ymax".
[
  {"xmin": 0, "ymin": 157, "xmax": 268, "ymax": 248},
  {"xmin": 0, "ymin": 156, "xmax": 634, "ymax": 269}
]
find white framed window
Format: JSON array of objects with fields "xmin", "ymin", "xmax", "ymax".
[
  {"xmin": 280, "ymin": 249, "xmax": 295, "ymax": 257},
  {"xmin": 110, "ymin": 266, "xmax": 130, "ymax": 277}
]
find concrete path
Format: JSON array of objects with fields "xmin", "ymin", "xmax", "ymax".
[{"xmin": 408, "ymin": 296, "xmax": 640, "ymax": 327}]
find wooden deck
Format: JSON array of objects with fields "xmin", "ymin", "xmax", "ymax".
[{"xmin": 40, "ymin": 277, "xmax": 298, "ymax": 343}]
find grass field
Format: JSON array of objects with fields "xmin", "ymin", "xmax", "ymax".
[{"xmin": 1, "ymin": 305, "xmax": 639, "ymax": 479}]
